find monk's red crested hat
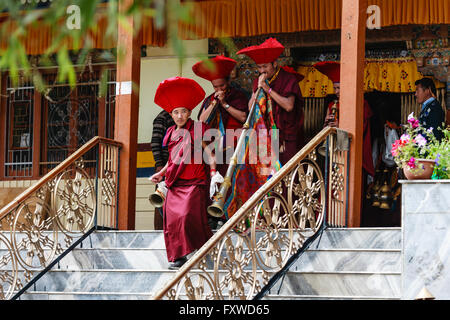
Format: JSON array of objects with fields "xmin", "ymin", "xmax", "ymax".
[
  {"xmin": 237, "ymin": 37, "xmax": 285, "ymax": 64},
  {"xmin": 281, "ymin": 66, "xmax": 305, "ymax": 82},
  {"xmin": 192, "ymin": 55, "xmax": 237, "ymax": 81},
  {"xmin": 154, "ymin": 77, "xmax": 205, "ymax": 113},
  {"xmin": 313, "ymin": 61, "xmax": 341, "ymax": 83}
]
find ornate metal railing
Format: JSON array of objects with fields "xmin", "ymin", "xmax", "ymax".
[
  {"xmin": 153, "ymin": 126, "xmax": 350, "ymax": 300},
  {"xmin": 0, "ymin": 136, "xmax": 121, "ymax": 300}
]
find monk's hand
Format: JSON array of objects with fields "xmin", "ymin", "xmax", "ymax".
[
  {"xmin": 149, "ymin": 172, "xmax": 163, "ymax": 183},
  {"xmin": 157, "ymin": 180, "xmax": 168, "ymax": 195},
  {"xmin": 210, "ymin": 172, "xmax": 224, "ymax": 199},
  {"xmin": 216, "ymin": 90, "xmax": 226, "ymax": 105},
  {"xmin": 258, "ymin": 73, "xmax": 268, "ymax": 90},
  {"xmin": 324, "ymin": 114, "xmax": 338, "ymax": 127}
]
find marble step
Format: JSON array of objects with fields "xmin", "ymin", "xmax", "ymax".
[
  {"xmin": 19, "ymin": 291, "xmax": 401, "ymax": 300},
  {"xmin": 0, "ymin": 227, "xmax": 401, "ymax": 250},
  {"xmin": 57, "ymin": 247, "xmax": 400, "ymax": 272},
  {"xmin": 26, "ymin": 269, "xmax": 177, "ymax": 294},
  {"xmin": 83, "ymin": 227, "xmax": 401, "ymax": 250},
  {"xmin": 18, "ymin": 291, "xmax": 154, "ymax": 300},
  {"xmin": 0, "ymin": 246, "xmax": 401, "ymax": 273},
  {"xmin": 269, "ymin": 271, "xmax": 401, "ymax": 298},
  {"xmin": 291, "ymin": 249, "xmax": 401, "ymax": 273},
  {"xmin": 307, "ymin": 228, "xmax": 401, "ymax": 250},
  {"xmin": 21, "ymin": 268, "xmax": 401, "ymax": 298},
  {"xmin": 0, "ymin": 230, "xmax": 166, "ymax": 250}
]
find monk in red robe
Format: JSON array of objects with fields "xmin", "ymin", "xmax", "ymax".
[
  {"xmin": 237, "ymin": 38, "xmax": 305, "ymax": 165},
  {"xmin": 193, "ymin": 55, "xmax": 249, "ymax": 177},
  {"xmin": 313, "ymin": 61, "xmax": 375, "ymax": 177},
  {"xmin": 150, "ymin": 77, "xmax": 223, "ymax": 269},
  {"xmin": 193, "ymin": 56, "xmax": 249, "ymax": 227}
]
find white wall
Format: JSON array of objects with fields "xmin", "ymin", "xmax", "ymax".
[{"xmin": 138, "ymin": 39, "xmax": 214, "ymax": 144}]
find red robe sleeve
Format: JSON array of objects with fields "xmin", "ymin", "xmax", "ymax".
[{"xmin": 362, "ymin": 100, "xmax": 375, "ymax": 176}]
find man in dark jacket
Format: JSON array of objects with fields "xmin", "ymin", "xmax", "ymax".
[
  {"xmin": 415, "ymin": 78, "xmax": 445, "ymax": 141},
  {"xmin": 150, "ymin": 110, "xmax": 175, "ymax": 230}
]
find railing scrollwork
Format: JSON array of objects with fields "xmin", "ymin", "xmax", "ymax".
[
  {"xmin": 153, "ymin": 126, "xmax": 350, "ymax": 300},
  {"xmin": 0, "ymin": 136, "xmax": 121, "ymax": 300}
]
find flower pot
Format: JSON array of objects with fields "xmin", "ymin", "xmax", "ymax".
[{"xmin": 402, "ymin": 159, "xmax": 435, "ymax": 180}]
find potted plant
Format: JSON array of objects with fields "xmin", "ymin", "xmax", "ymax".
[
  {"xmin": 428, "ymin": 127, "xmax": 450, "ymax": 179},
  {"xmin": 391, "ymin": 112, "xmax": 448, "ymax": 180}
]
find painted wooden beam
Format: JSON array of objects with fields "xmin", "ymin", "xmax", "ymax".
[
  {"xmin": 114, "ymin": 0, "xmax": 142, "ymax": 230},
  {"xmin": 339, "ymin": 0, "xmax": 367, "ymax": 227}
]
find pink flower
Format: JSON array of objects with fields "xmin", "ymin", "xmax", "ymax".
[
  {"xmin": 415, "ymin": 134, "xmax": 427, "ymax": 147},
  {"xmin": 391, "ymin": 139, "xmax": 407, "ymax": 157},
  {"xmin": 391, "ymin": 147, "xmax": 399, "ymax": 157},
  {"xmin": 391, "ymin": 141, "xmax": 401, "ymax": 156},
  {"xmin": 407, "ymin": 157, "xmax": 416, "ymax": 169},
  {"xmin": 400, "ymin": 134, "xmax": 410, "ymax": 143},
  {"xmin": 407, "ymin": 112, "xmax": 420, "ymax": 128}
]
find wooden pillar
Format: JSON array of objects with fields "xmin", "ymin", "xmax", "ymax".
[
  {"xmin": 114, "ymin": 0, "xmax": 141, "ymax": 230},
  {"xmin": 339, "ymin": 0, "xmax": 367, "ymax": 227},
  {"xmin": 32, "ymin": 87, "xmax": 42, "ymax": 179},
  {"xmin": 0, "ymin": 73, "xmax": 6, "ymax": 180}
]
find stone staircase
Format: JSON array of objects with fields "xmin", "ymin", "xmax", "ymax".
[
  {"xmin": 265, "ymin": 227, "xmax": 402, "ymax": 300},
  {"xmin": 14, "ymin": 227, "xmax": 402, "ymax": 300}
]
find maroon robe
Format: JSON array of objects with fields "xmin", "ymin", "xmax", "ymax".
[
  {"xmin": 198, "ymin": 87, "xmax": 249, "ymax": 177},
  {"xmin": 162, "ymin": 119, "xmax": 213, "ymax": 262},
  {"xmin": 253, "ymin": 68, "xmax": 305, "ymax": 165},
  {"xmin": 362, "ymin": 100, "xmax": 375, "ymax": 177}
]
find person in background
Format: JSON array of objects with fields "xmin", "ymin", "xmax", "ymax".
[
  {"xmin": 313, "ymin": 61, "xmax": 375, "ymax": 178},
  {"xmin": 150, "ymin": 110, "xmax": 175, "ymax": 230},
  {"xmin": 414, "ymin": 77, "xmax": 445, "ymax": 141}
]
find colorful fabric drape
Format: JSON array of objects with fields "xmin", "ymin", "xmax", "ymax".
[
  {"xmin": 297, "ymin": 65, "xmax": 335, "ymax": 98},
  {"xmin": 0, "ymin": 6, "xmax": 166, "ymax": 55},
  {"xmin": 297, "ymin": 58, "xmax": 446, "ymax": 97},
  {"xmin": 178, "ymin": 0, "xmax": 449, "ymax": 40},
  {"xmin": 204, "ymin": 100, "xmax": 226, "ymax": 136},
  {"xmin": 223, "ymin": 87, "xmax": 281, "ymax": 219},
  {"xmin": 364, "ymin": 58, "xmax": 424, "ymax": 93},
  {"xmin": 203, "ymin": 97, "xmax": 226, "ymax": 151}
]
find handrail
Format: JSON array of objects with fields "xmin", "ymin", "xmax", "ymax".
[
  {"xmin": 0, "ymin": 136, "xmax": 122, "ymax": 300},
  {"xmin": 153, "ymin": 126, "xmax": 350, "ymax": 300},
  {"xmin": 0, "ymin": 136, "xmax": 121, "ymax": 219}
]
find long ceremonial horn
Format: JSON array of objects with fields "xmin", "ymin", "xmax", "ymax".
[{"xmin": 207, "ymin": 87, "xmax": 263, "ymax": 218}]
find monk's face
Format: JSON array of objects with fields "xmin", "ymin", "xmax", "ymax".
[
  {"xmin": 211, "ymin": 78, "xmax": 229, "ymax": 93},
  {"xmin": 171, "ymin": 107, "xmax": 191, "ymax": 128},
  {"xmin": 333, "ymin": 83, "xmax": 340, "ymax": 99},
  {"xmin": 256, "ymin": 62, "xmax": 277, "ymax": 79}
]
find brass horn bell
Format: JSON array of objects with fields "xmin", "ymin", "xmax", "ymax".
[
  {"xmin": 379, "ymin": 170, "xmax": 393, "ymax": 210},
  {"xmin": 318, "ymin": 140, "xmax": 328, "ymax": 157},
  {"xmin": 148, "ymin": 181, "xmax": 167, "ymax": 208},
  {"xmin": 318, "ymin": 140, "xmax": 337, "ymax": 157}
]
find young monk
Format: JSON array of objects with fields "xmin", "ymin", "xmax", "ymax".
[{"xmin": 149, "ymin": 77, "xmax": 223, "ymax": 269}]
